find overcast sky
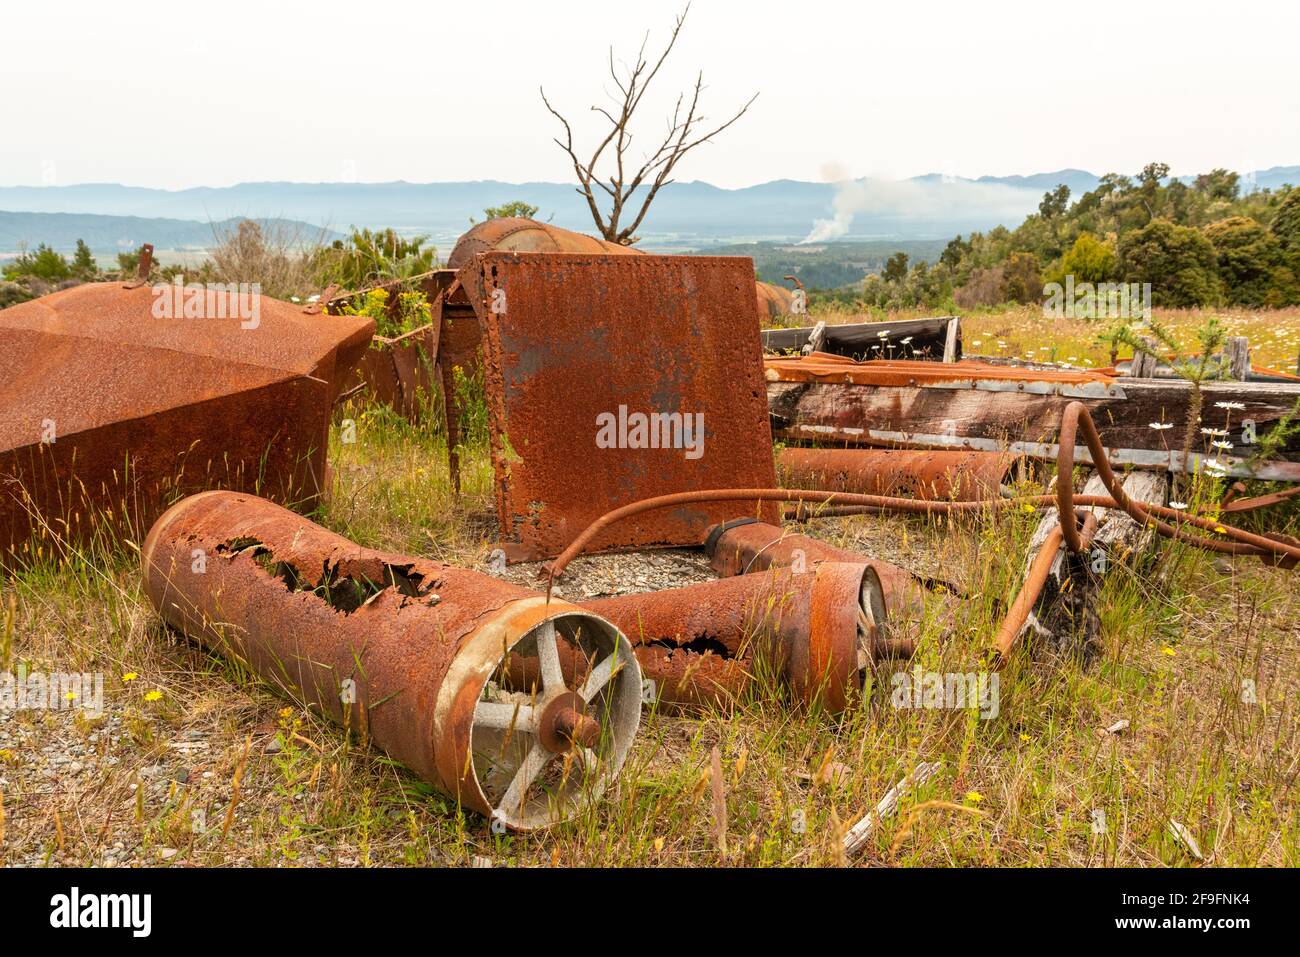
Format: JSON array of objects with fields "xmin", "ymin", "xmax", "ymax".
[{"xmin": 2, "ymin": 0, "xmax": 1296, "ymax": 190}]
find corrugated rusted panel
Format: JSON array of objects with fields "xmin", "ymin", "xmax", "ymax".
[
  {"xmin": 459, "ymin": 252, "xmax": 780, "ymax": 560},
  {"xmin": 0, "ymin": 282, "xmax": 373, "ymax": 562}
]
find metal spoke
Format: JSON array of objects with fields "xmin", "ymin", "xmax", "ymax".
[
  {"xmin": 474, "ymin": 700, "xmax": 538, "ymax": 733},
  {"xmin": 579, "ymin": 653, "xmax": 620, "ymax": 701},
  {"xmin": 498, "ymin": 741, "xmax": 551, "ymax": 816},
  {"xmin": 535, "ymin": 621, "xmax": 565, "ymax": 692}
]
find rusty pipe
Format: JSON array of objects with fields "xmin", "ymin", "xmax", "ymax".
[
  {"xmin": 545, "ymin": 488, "xmax": 1299, "ymax": 593},
  {"xmin": 141, "ymin": 491, "xmax": 642, "ymax": 831},
  {"xmin": 993, "ymin": 511, "xmax": 1098, "ymax": 665},
  {"xmin": 703, "ymin": 519, "xmax": 924, "ymax": 624},
  {"xmin": 778, "ymin": 448, "xmax": 1017, "ymax": 501},
  {"xmin": 580, "ymin": 562, "xmax": 890, "ymax": 712}
]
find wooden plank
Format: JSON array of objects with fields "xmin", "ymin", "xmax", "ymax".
[
  {"xmin": 942, "ymin": 316, "xmax": 961, "ymax": 363},
  {"xmin": 1226, "ymin": 337, "xmax": 1251, "ymax": 380}
]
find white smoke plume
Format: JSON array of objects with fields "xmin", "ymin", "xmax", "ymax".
[{"xmin": 799, "ymin": 176, "xmax": 1042, "ymax": 244}]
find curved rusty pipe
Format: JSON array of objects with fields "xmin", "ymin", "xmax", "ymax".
[
  {"xmin": 992, "ymin": 510, "xmax": 1098, "ymax": 664},
  {"xmin": 545, "ymin": 487, "xmax": 1298, "ymax": 597}
]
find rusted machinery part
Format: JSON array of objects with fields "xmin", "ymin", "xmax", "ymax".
[
  {"xmin": 1221, "ymin": 481, "xmax": 1300, "ymax": 514},
  {"xmin": 0, "ymin": 282, "xmax": 373, "ymax": 561},
  {"xmin": 1053, "ymin": 400, "xmax": 1294, "ymax": 562},
  {"xmin": 140, "ymin": 491, "xmax": 641, "ymax": 832},
  {"xmin": 755, "ymin": 281, "xmax": 796, "ymax": 319},
  {"xmin": 703, "ymin": 519, "xmax": 924, "ymax": 623},
  {"xmin": 777, "ymin": 448, "xmax": 1018, "ymax": 501},
  {"xmin": 579, "ymin": 562, "xmax": 890, "ymax": 712},
  {"xmin": 545, "ymin": 488, "xmax": 1300, "ymax": 599},
  {"xmin": 446, "ymin": 218, "xmax": 642, "ymax": 269},
  {"xmin": 992, "ymin": 511, "xmax": 1098, "ymax": 665},
  {"xmin": 502, "ymin": 631, "xmax": 750, "ymax": 712}
]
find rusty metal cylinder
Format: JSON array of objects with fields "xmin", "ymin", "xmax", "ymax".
[
  {"xmin": 778, "ymin": 448, "xmax": 1016, "ymax": 501},
  {"xmin": 580, "ymin": 562, "xmax": 888, "ymax": 713},
  {"xmin": 447, "ymin": 218, "xmax": 643, "ymax": 269},
  {"xmin": 704, "ymin": 519, "xmax": 925, "ymax": 628},
  {"xmin": 140, "ymin": 491, "xmax": 641, "ymax": 831}
]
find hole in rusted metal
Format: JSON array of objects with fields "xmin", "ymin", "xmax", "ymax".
[
  {"xmin": 224, "ymin": 537, "xmax": 432, "ymax": 614},
  {"xmin": 646, "ymin": 634, "xmax": 733, "ymax": 658}
]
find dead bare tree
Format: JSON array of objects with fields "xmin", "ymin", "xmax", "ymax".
[{"xmin": 540, "ymin": 4, "xmax": 757, "ymax": 245}]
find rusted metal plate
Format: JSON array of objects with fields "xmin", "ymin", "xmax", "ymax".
[
  {"xmin": 141, "ymin": 491, "xmax": 641, "ymax": 831},
  {"xmin": 350, "ymin": 324, "xmax": 440, "ymax": 420},
  {"xmin": 459, "ymin": 252, "xmax": 780, "ymax": 560},
  {"xmin": 0, "ymin": 282, "xmax": 373, "ymax": 562},
  {"xmin": 778, "ymin": 448, "xmax": 1017, "ymax": 500}
]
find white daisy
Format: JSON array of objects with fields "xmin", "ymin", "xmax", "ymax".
[{"xmin": 1150, "ymin": 422, "xmax": 1173, "ymax": 431}]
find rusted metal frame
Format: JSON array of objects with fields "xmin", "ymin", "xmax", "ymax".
[
  {"xmin": 140, "ymin": 491, "xmax": 641, "ymax": 831},
  {"xmin": 1221, "ymin": 482, "xmax": 1300, "ymax": 513}
]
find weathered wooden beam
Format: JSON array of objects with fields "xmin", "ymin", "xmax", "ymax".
[
  {"xmin": 1226, "ymin": 337, "xmax": 1251, "ymax": 380},
  {"xmin": 769, "ymin": 377, "xmax": 1300, "ymax": 479}
]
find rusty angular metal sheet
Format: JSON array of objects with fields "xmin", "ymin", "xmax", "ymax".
[
  {"xmin": 582, "ymin": 562, "xmax": 890, "ymax": 712},
  {"xmin": 778, "ymin": 448, "xmax": 1017, "ymax": 501},
  {"xmin": 0, "ymin": 282, "xmax": 373, "ymax": 562},
  {"xmin": 704, "ymin": 519, "xmax": 926, "ymax": 624},
  {"xmin": 350, "ymin": 324, "xmax": 440, "ymax": 420},
  {"xmin": 140, "ymin": 491, "xmax": 642, "ymax": 831},
  {"xmin": 446, "ymin": 218, "xmax": 644, "ymax": 269},
  {"xmin": 459, "ymin": 252, "xmax": 781, "ymax": 560}
]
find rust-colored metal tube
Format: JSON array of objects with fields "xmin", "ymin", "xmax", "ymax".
[
  {"xmin": 581, "ymin": 562, "xmax": 890, "ymax": 712},
  {"xmin": 993, "ymin": 510, "xmax": 1098, "ymax": 665},
  {"xmin": 778, "ymin": 448, "xmax": 1017, "ymax": 501},
  {"xmin": 704, "ymin": 519, "xmax": 924, "ymax": 623},
  {"xmin": 141, "ymin": 491, "xmax": 642, "ymax": 831}
]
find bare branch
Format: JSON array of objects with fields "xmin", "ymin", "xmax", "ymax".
[{"xmin": 538, "ymin": 3, "xmax": 755, "ymax": 244}]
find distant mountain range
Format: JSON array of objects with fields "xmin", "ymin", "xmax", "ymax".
[
  {"xmin": 1, "ymin": 166, "xmax": 1296, "ymax": 254},
  {"xmin": 0, "ymin": 211, "xmax": 340, "ymax": 258}
]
